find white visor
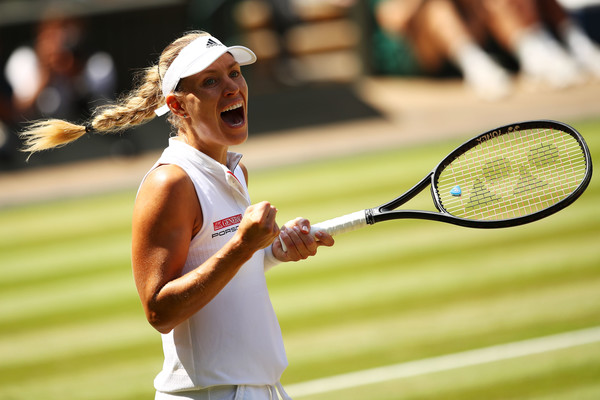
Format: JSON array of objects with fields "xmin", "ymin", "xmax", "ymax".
[{"xmin": 155, "ymin": 35, "xmax": 257, "ymax": 116}]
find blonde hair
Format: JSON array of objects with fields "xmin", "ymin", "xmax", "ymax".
[{"xmin": 20, "ymin": 31, "xmax": 209, "ymax": 156}]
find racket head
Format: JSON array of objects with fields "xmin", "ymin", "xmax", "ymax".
[{"xmin": 432, "ymin": 120, "xmax": 592, "ymax": 228}]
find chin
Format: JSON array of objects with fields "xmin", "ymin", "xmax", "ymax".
[{"xmin": 227, "ymin": 127, "xmax": 249, "ymax": 145}]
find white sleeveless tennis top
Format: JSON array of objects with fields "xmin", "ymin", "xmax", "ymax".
[{"xmin": 141, "ymin": 138, "xmax": 287, "ymax": 393}]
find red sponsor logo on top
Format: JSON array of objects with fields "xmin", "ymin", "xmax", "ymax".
[{"xmin": 213, "ymin": 214, "xmax": 243, "ymax": 231}]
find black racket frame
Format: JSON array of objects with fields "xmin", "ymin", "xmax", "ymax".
[{"xmin": 365, "ymin": 120, "xmax": 593, "ymax": 229}]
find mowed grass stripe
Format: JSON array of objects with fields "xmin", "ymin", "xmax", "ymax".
[
  {"xmin": 272, "ymin": 234, "xmax": 599, "ymax": 331},
  {"xmin": 420, "ymin": 345, "xmax": 600, "ymax": 400},
  {"xmin": 0, "ymin": 345, "xmax": 161, "ymax": 400},
  {"xmin": 0, "ymin": 190, "xmax": 135, "ymax": 248},
  {"xmin": 280, "ymin": 239, "xmax": 599, "ymax": 352},
  {"xmin": 1, "ymin": 231, "xmax": 131, "ymax": 290},
  {"xmin": 281, "ymin": 277, "xmax": 600, "ymax": 383},
  {"xmin": 287, "ymin": 327, "xmax": 600, "ymax": 398},
  {"xmin": 1, "ymin": 220, "xmax": 131, "ymax": 255},
  {"xmin": 295, "ymin": 342, "xmax": 600, "ymax": 400},
  {"xmin": 0, "ymin": 314, "xmax": 156, "ymax": 369},
  {"xmin": 0, "ymin": 269, "xmax": 138, "ymax": 334}
]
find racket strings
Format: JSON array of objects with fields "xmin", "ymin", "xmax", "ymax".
[
  {"xmin": 436, "ymin": 128, "xmax": 587, "ymax": 221},
  {"xmin": 463, "ymin": 130, "xmax": 582, "ymax": 218}
]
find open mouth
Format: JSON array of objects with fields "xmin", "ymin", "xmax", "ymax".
[{"xmin": 220, "ymin": 102, "xmax": 245, "ymax": 128}]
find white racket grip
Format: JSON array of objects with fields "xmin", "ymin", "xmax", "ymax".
[
  {"xmin": 310, "ymin": 210, "xmax": 368, "ymax": 236},
  {"xmin": 279, "ymin": 210, "xmax": 367, "ymax": 253}
]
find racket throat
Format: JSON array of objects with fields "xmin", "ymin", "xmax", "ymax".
[{"xmin": 365, "ymin": 208, "xmax": 376, "ymax": 225}]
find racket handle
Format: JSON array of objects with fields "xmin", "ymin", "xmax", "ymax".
[
  {"xmin": 310, "ymin": 210, "xmax": 368, "ymax": 236},
  {"xmin": 279, "ymin": 210, "xmax": 367, "ymax": 253}
]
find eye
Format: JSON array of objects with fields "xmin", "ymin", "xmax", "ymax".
[
  {"xmin": 230, "ymin": 70, "xmax": 241, "ymax": 78},
  {"xmin": 203, "ymin": 77, "xmax": 217, "ymax": 87}
]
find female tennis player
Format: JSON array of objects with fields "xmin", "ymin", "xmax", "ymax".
[{"xmin": 20, "ymin": 31, "xmax": 334, "ymax": 399}]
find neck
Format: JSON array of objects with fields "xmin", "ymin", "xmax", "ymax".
[{"xmin": 175, "ymin": 132, "xmax": 228, "ymax": 165}]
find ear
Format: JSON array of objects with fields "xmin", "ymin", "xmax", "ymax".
[{"xmin": 166, "ymin": 93, "xmax": 186, "ymax": 117}]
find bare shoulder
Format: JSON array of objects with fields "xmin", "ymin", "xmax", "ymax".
[
  {"xmin": 137, "ymin": 164, "xmax": 196, "ymax": 203},
  {"xmin": 144, "ymin": 164, "xmax": 191, "ymax": 190},
  {"xmin": 134, "ymin": 164, "xmax": 201, "ymax": 232}
]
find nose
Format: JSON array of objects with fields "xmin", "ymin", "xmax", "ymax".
[{"xmin": 223, "ymin": 77, "xmax": 240, "ymax": 97}]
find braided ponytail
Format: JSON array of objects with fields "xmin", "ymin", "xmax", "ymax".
[
  {"xmin": 92, "ymin": 65, "xmax": 163, "ymax": 132},
  {"xmin": 20, "ymin": 31, "xmax": 208, "ymax": 157}
]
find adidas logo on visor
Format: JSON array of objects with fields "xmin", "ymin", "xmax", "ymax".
[{"xmin": 206, "ymin": 38, "xmax": 222, "ymax": 48}]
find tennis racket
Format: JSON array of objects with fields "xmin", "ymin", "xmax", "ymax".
[{"xmin": 304, "ymin": 120, "xmax": 592, "ymax": 239}]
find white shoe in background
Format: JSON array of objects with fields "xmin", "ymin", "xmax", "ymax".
[{"xmin": 515, "ymin": 25, "xmax": 584, "ymax": 89}]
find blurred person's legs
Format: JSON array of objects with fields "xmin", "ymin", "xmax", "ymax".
[
  {"xmin": 376, "ymin": 0, "xmax": 511, "ymax": 100},
  {"xmin": 465, "ymin": 0, "xmax": 597, "ymax": 88},
  {"xmin": 542, "ymin": 0, "xmax": 600, "ymax": 79}
]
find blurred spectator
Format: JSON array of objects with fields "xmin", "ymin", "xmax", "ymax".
[
  {"xmin": 189, "ymin": 0, "xmax": 307, "ymax": 86},
  {"xmin": 231, "ymin": 0, "xmax": 361, "ymax": 86},
  {"xmin": 371, "ymin": 0, "xmax": 600, "ymax": 99},
  {"xmin": 472, "ymin": 0, "xmax": 600, "ymax": 85},
  {"xmin": 0, "ymin": 40, "xmax": 18, "ymax": 166},
  {"xmin": 4, "ymin": 13, "xmax": 116, "ymax": 121},
  {"xmin": 372, "ymin": 0, "xmax": 513, "ymax": 100},
  {"xmin": 237, "ymin": 0, "xmax": 304, "ymax": 86}
]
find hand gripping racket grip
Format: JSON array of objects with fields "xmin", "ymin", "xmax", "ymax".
[{"xmin": 280, "ymin": 210, "xmax": 367, "ymax": 252}]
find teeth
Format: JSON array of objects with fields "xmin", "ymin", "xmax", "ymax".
[{"xmin": 223, "ymin": 103, "xmax": 242, "ymax": 112}]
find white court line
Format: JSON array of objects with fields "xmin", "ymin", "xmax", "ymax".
[{"xmin": 286, "ymin": 326, "xmax": 600, "ymax": 398}]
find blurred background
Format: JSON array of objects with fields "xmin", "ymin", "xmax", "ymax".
[{"xmin": 0, "ymin": 0, "xmax": 599, "ymax": 173}]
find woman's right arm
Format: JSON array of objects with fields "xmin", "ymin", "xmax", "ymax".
[{"xmin": 131, "ymin": 165, "xmax": 279, "ymax": 334}]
